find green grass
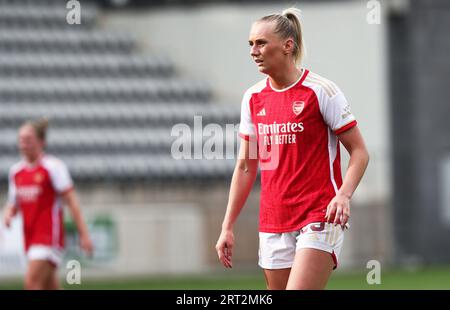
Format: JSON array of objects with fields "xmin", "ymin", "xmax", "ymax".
[
  {"xmin": 1, "ymin": 266, "xmax": 450, "ymax": 290},
  {"xmin": 327, "ymin": 266, "xmax": 450, "ymax": 290}
]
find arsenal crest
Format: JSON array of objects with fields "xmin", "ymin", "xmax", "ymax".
[
  {"xmin": 34, "ymin": 172, "xmax": 44, "ymax": 183},
  {"xmin": 292, "ymin": 101, "xmax": 304, "ymax": 116}
]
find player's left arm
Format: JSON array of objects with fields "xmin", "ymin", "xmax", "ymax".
[
  {"xmin": 62, "ymin": 189, "xmax": 94, "ymax": 256},
  {"xmin": 325, "ymin": 125, "xmax": 369, "ymax": 226}
]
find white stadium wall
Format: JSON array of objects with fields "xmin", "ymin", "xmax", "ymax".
[{"xmin": 0, "ymin": 203, "xmax": 207, "ymax": 279}]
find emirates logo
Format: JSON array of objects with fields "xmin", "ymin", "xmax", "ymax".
[{"xmin": 292, "ymin": 101, "xmax": 305, "ymax": 116}]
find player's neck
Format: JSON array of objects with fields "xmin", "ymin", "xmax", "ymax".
[
  {"xmin": 24, "ymin": 152, "xmax": 44, "ymax": 167},
  {"xmin": 269, "ymin": 66, "xmax": 302, "ymax": 90}
]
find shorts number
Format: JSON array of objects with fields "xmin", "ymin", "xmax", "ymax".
[{"xmin": 310, "ymin": 223, "xmax": 325, "ymax": 232}]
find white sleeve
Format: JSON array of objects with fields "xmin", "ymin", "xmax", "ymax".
[
  {"xmin": 7, "ymin": 168, "xmax": 16, "ymax": 206},
  {"xmin": 48, "ymin": 159, "xmax": 74, "ymax": 194},
  {"xmin": 320, "ymin": 87, "xmax": 357, "ymax": 135},
  {"xmin": 238, "ymin": 90, "xmax": 256, "ymax": 139}
]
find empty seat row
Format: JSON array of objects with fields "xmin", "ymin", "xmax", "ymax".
[
  {"xmin": 0, "ymin": 102, "xmax": 240, "ymax": 128},
  {"xmin": 0, "ymin": 0, "xmax": 68, "ymax": 5},
  {"xmin": 0, "ymin": 3, "xmax": 98, "ymax": 29},
  {"xmin": 0, "ymin": 53, "xmax": 174, "ymax": 78},
  {"xmin": 0, "ymin": 78, "xmax": 212, "ymax": 102},
  {"xmin": 0, "ymin": 126, "xmax": 241, "ymax": 156},
  {"xmin": 0, "ymin": 154, "xmax": 236, "ymax": 181},
  {"xmin": 0, "ymin": 30, "xmax": 135, "ymax": 53}
]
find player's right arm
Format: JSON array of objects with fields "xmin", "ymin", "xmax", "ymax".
[
  {"xmin": 3, "ymin": 203, "xmax": 18, "ymax": 228},
  {"xmin": 3, "ymin": 167, "xmax": 18, "ymax": 228},
  {"xmin": 216, "ymin": 138, "xmax": 258, "ymax": 268}
]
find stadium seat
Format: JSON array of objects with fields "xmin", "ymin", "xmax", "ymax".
[{"xmin": 0, "ymin": 0, "xmax": 238, "ymax": 182}]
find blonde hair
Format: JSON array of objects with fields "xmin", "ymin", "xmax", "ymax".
[
  {"xmin": 22, "ymin": 118, "xmax": 49, "ymax": 142},
  {"xmin": 258, "ymin": 7, "xmax": 306, "ymax": 65}
]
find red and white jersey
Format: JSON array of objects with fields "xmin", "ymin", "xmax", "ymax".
[
  {"xmin": 7, "ymin": 155, "xmax": 73, "ymax": 251},
  {"xmin": 239, "ymin": 69, "xmax": 357, "ymax": 233}
]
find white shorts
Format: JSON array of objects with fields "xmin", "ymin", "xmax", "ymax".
[
  {"xmin": 27, "ymin": 245, "xmax": 64, "ymax": 267},
  {"xmin": 258, "ymin": 222, "xmax": 345, "ymax": 270}
]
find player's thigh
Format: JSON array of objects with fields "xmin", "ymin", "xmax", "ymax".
[
  {"xmin": 25, "ymin": 260, "xmax": 56, "ymax": 290},
  {"xmin": 286, "ymin": 248, "xmax": 334, "ymax": 290},
  {"xmin": 263, "ymin": 268, "xmax": 291, "ymax": 290},
  {"xmin": 50, "ymin": 271, "xmax": 61, "ymax": 290},
  {"xmin": 259, "ymin": 231, "xmax": 297, "ymax": 290},
  {"xmin": 286, "ymin": 222, "xmax": 345, "ymax": 290}
]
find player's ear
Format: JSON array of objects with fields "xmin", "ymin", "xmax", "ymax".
[{"xmin": 283, "ymin": 38, "xmax": 295, "ymax": 55}]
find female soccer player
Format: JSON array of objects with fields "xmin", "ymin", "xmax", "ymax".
[
  {"xmin": 216, "ymin": 8, "xmax": 369, "ymax": 290},
  {"xmin": 2, "ymin": 119, "xmax": 93, "ymax": 290}
]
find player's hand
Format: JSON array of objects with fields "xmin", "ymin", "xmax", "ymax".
[
  {"xmin": 215, "ymin": 229, "xmax": 234, "ymax": 268},
  {"xmin": 79, "ymin": 233, "xmax": 94, "ymax": 258},
  {"xmin": 325, "ymin": 193, "xmax": 351, "ymax": 228},
  {"xmin": 3, "ymin": 207, "xmax": 16, "ymax": 228}
]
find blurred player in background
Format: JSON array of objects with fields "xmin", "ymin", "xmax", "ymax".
[
  {"xmin": 2, "ymin": 119, "xmax": 93, "ymax": 290},
  {"xmin": 216, "ymin": 8, "xmax": 369, "ymax": 289}
]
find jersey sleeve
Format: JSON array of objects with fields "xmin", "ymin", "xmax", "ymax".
[
  {"xmin": 49, "ymin": 159, "xmax": 74, "ymax": 194},
  {"xmin": 7, "ymin": 168, "xmax": 17, "ymax": 206},
  {"xmin": 238, "ymin": 90, "xmax": 256, "ymax": 140},
  {"xmin": 320, "ymin": 86, "xmax": 357, "ymax": 135}
]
